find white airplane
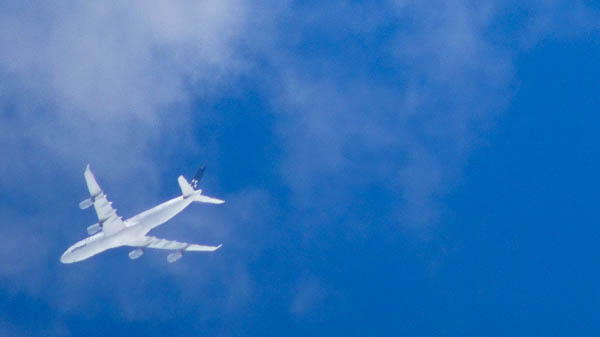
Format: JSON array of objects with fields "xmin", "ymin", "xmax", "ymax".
[{"xmin": 60, "ymin": 165, "xmax": 224, "ymax": 264}]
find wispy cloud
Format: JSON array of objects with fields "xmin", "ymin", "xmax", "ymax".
[
  {"xmin": 290, "ymin": 274, "xmax": 326, "ymax": 316},
  {"xmin": 0, "ymin": 0, "xmax": 277, "ymax": 329},
  {"xmin": 261, "ymin": 0, "xmax": 598, "ymax": 236},
  {"xmin": 266, "ymin": 1, "xmax": 512, "ymax": 233},
  {"xmin": 1, "ymin": 0, "xmax": 599, "ymax": 332},
  {"xmin": 0, "ymin": 0, "xmax": 260, "ymax": 187}
]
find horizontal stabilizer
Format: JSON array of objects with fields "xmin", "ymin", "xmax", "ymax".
[{"xmin": 194, "ymin": 195, "xmax": 225, "ymax": 204}]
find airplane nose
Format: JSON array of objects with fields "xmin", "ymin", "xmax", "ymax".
[{"xmin": 60, "ymin": 250, "xmax": 73, "ymax": 264}]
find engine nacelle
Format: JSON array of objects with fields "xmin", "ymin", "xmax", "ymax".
[
  {"xmin": 128, "ymin": 248, "xmax": 143, "ymax": 260},
  {"xmin": 86, "ymin": 223, "xmax": 101, "ymax": 235},
  {"xmin": 79, "ymin": 198, "xmax": 93, "ymax": 210},
  {"xmin": 167, "ymin": 251, "xmax": 182, "ymax": 263}
]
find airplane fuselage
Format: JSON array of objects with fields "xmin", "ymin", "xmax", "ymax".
[{"xmin": 61, "ymin": 195, "xmax": 194, "ymax": 263}]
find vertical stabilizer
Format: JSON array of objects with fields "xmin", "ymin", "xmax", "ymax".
[
  {"xmin": 191, "ymin": 166, "xmax": 205, "ymax": 189},
  {"xmin": 177, "ymin": 176, "xmax": 195, "ymax": 198}
]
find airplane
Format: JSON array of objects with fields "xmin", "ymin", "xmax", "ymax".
[{"xmin": 60, "ymin": 165, "xmax": 224, "ymax": 264}]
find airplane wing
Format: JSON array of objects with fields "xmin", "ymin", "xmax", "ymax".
[
  {"xmin": 135, "ymin": 236, "xmax": 222, "ymax": 252},
  {"xmin": 81, "ymin": 165, "xmax": 126, "ymax": 236}
]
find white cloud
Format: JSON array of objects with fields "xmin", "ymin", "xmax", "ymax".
[
  {"xmin": 0, "ymin": 0, "xmax": 257, "ymax": 190},
  {"xmin": 0, "ymin": 0, "xmax": 279, "ymax": 327},
  {"xmin": 1, "ymin": 0, "xmax": 599, "ymax": 332}
]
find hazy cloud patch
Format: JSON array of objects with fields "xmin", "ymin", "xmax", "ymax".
[
  {"xmin": 290, "ymin": 275, "xmax": 326, "ymax": 316},
  {"xmin": 0, "ymin": 1, "xmax": 598, "ymax": 333}
]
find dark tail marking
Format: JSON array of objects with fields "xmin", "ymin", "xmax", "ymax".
[{"xmin": 191, "ymin": 166, "xmax": 205, "ymax": 190}]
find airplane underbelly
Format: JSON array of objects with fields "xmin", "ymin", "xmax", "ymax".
[
  {"xmin": 63, "ymin": 242, "xmax": 103, "ymax": 263},
  {"xmin": 77, "ymin": 243, "xmax": 105, "ymax": 260},
  {"xmin": 138, "ymin": 199, "xmax": 191, "ymax": 231},
  {"xmin": 61, "ymin": 235, "xmax": 121, "ymax": 263}
]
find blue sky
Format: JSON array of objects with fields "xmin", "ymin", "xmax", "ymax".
[{"xmin": 1, "ymin": 1, "xmax": 599, "ymax": 336}]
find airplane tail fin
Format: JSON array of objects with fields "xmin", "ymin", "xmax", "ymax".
[
  {"xmin": 177, "ymin": 172, "xmax": 225, "ymax": 204},
  {"xmin": 191, "ymin": 166, "xmax": 205, "ymax": 189},
  {"xmin": 177, "ymin": 175, "xmax": 195, "ymax": 198}
]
